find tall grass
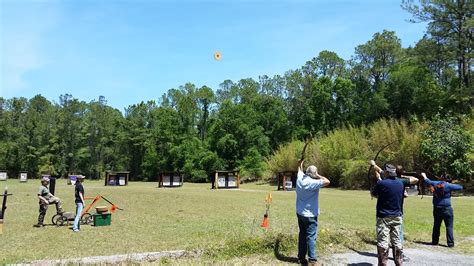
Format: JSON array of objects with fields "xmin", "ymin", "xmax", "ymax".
[
  {"xmin": 266, "ymin": 118, "xmax": 427, "ymax": 189},
  {"xmin": 264, "ymin": 140, "xmax": 305, "ymax": 180},
  {"xmin": 315, "ymin": 125, "xmax": 369, "ymax": 188}
]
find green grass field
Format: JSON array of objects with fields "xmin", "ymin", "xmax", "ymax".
[{"xmin": 1, "ymin": 180, "xmax": 473, "ymax": 264}]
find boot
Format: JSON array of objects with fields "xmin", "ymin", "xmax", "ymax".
[
  {"xmin": 377, "ymin": 246, "xmax": 389, "ymax": 266},
  {"xmin": 392, "ymin": 246, "xmax": 408, "ymax": 261},
  {"xmin": 402, "ymin": 250, "xmax": 410, "ymax": 262},
  {"xmin": 297, "ymin": 257, "xmax": 308, "ymax": 265},
  {"xmin": 394, "ymin": 247, "xmax": 403, "ymax": 266}
]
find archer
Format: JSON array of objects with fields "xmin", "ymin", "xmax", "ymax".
[{"xmin": 295, "ymin": 159, "xmax": 330, "ymax": 265}]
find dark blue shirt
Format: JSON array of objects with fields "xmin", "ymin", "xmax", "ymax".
[
  {"xmin": 75, "ymin": 182, "xmax": 84, "ymax": 203},
  {"xmin": 424, "ymin": 178, "xmax": 463, "ymax": 207},
  {"xmin": 372, "ymin": 178, "xmax": 404, "ymax": 218}
]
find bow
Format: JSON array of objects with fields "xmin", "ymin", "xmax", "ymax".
[
  {"xmin": 300, "ymin": 140, "xmax": 310, "ymax": 162},
  {"xmin": 367, "ymin": 141, "xmax": 396, "ymax": 197},
  {"xmin": 413, "ymin": 162, "xmax": 439, "ymax": 199},
  {"xmin": 404, "ymin": 158, "xmax": 440, "ymax": 199},
  {"xmin": 299, "ymin": 133, "xmax": 313, "ymax": 168}
]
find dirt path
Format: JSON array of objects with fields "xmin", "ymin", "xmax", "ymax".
[
  {"xmin": 326, "ymin": 245, "xmax": 474, "ymax": 265},
  {"xmin": 28, "ymin": 250, "xmax": 186, "ymax": 265}
]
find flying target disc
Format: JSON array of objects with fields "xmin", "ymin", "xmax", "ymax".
[{"xmin": 214, "ymin": 51, "xmax": 222, "ymax": 61}]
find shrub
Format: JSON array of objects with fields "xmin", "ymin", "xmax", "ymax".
[
  {"xmin": 420, "ymin": 113, "xmax": 472, "ymax": 179},
  {"xmin": 264, "ymin": 140, "xmax": 305, "ymax": 180}
]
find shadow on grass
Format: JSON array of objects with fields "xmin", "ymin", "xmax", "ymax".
[
  {"xmin": 273, "ymin": 238, "xmax": 299, "ymax": 264},
  {"xmin": 414, "ymin": 240, "xmax": 432, "ymax": 245},
  {"xmin": 414, "ymin": 240, "xmax": 449, "ymax": 248}
]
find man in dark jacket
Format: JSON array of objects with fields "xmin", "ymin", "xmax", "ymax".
[
  {"xmin": 421, "ymin": 172, "xmax": 463, "ymax": 248},
  {"xmin": 372, "ymin": 162, "xmax": 418, "ymax": 262},
  {"xmin": 370, "ymin": 161, "xmax": 404, "ymax": 266}
]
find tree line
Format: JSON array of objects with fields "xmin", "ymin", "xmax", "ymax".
[{"xmin": 0, "ymin": 1, "xmax": 472, "ymax": 183}]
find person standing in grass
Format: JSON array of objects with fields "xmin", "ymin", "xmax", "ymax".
[
  {"xmin": 421, "ymin": 172, "xmax": 463, "ymax": 248},
  {"xmin": 370, "ymin": 161, "xmax": 404, "ymax": 266},
  {"xmin": 296, "ymin": 160, "xmax": 330, "ymax": 265},
  {"xmin": 35, "ymin": 177, "xmax": 63, "ymax": 227},
  {"xmin": 73, "ymin": 175, "xmax": 86, "ymax": 232},
  {"xmin": 372, "ymin": 161, "xmax": 418, "ymax": 262},
  {"xmin": 394, "ymin": 165, "xmax": 418, "ymax": 262}
]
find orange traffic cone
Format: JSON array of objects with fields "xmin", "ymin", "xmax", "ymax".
[{"xmin": 261, "ymin": 214, "xmax": 269, "ymax": 228}]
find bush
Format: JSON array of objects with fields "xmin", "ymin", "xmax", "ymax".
[{"xmin": 420, "ymin": 113, "xmax": 472, "ymax": 179}]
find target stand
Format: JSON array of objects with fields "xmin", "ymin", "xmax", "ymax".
[
  {"xmin": 211, "ymin": 170, "xmax": 240, "ymax": 189},
  {"xmin": 158, "ymin": 172, "xmax": 183, "ymax": 188},
  {"xmin": 277, "ymin": 171, "xmax": 297, "ymax": 191}
]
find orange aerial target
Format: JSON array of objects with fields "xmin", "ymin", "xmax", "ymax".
[{"xmin": 214, "ymin": 51, "xmax": 222, "ymax": 61}]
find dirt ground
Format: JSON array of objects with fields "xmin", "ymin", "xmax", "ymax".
[{"xmin": 326, "ymin": 245, "xmax": 474, "ymax": 265}]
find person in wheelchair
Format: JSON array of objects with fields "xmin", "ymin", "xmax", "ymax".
[{"xmin": 34, "ymin": 176, "xmax": 63, "ymax": 227}]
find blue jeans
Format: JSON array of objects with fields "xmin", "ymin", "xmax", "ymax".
[
  {"xmin": 73, "ymin": 202, "xmax": 83, "ymax": 231},
  {"xmin": 433, "ymin": 206, "xmax": 454, "ymax": 247},
  {"xmin": 297, "ymin": 213, "xmax": 318, "ymax": 261}
]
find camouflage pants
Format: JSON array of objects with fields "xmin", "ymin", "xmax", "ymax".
[
  {"xmin": 376, "ymin": 216, "xmax": 403, "ymax": 250},
  {"xmin": 37, "ymin": 197, "xmax": 63, "ymax": 225}
]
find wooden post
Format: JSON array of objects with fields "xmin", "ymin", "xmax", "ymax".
[
  {"xmin": 237, "ymin": 171, "xmax": 240, "ymax": 188},
  {"xmin": 1, "ymin": 187, "xmax": 9, "ymax": 219},
  {"xmin": 0, "ymin": 186, "xmax": 13, "ymax": 234}
]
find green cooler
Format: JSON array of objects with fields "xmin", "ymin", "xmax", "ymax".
[{"xmin": 93, "ymin": 213, "xmax": 111, "ymax": 226}]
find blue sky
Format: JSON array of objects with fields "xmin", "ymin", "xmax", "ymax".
[{"xmin": 1, "ymin": 0, "xmax": 427, "ymax": 111}]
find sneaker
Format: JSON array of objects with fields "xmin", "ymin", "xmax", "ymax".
[
  {"xmin": 33, "ymin": 224, "xmax": 44, "ymax": 228},
  {"xmin": 73, "ymin": 229, "xmax": 80, "ymax": 232}
]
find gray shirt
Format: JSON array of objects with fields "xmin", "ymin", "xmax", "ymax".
[{"xmin": 38, "ymin": 186, "xmax": 51, "ymax": 199}]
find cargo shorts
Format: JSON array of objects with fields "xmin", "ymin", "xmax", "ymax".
[{"xmin": 376, "ymin": 216, "xmax": 403, "ymax": 250}]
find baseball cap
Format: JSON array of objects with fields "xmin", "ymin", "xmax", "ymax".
[{"xmin": 384, "ymin": 164, "xmax": 397, "ymax": 177}]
